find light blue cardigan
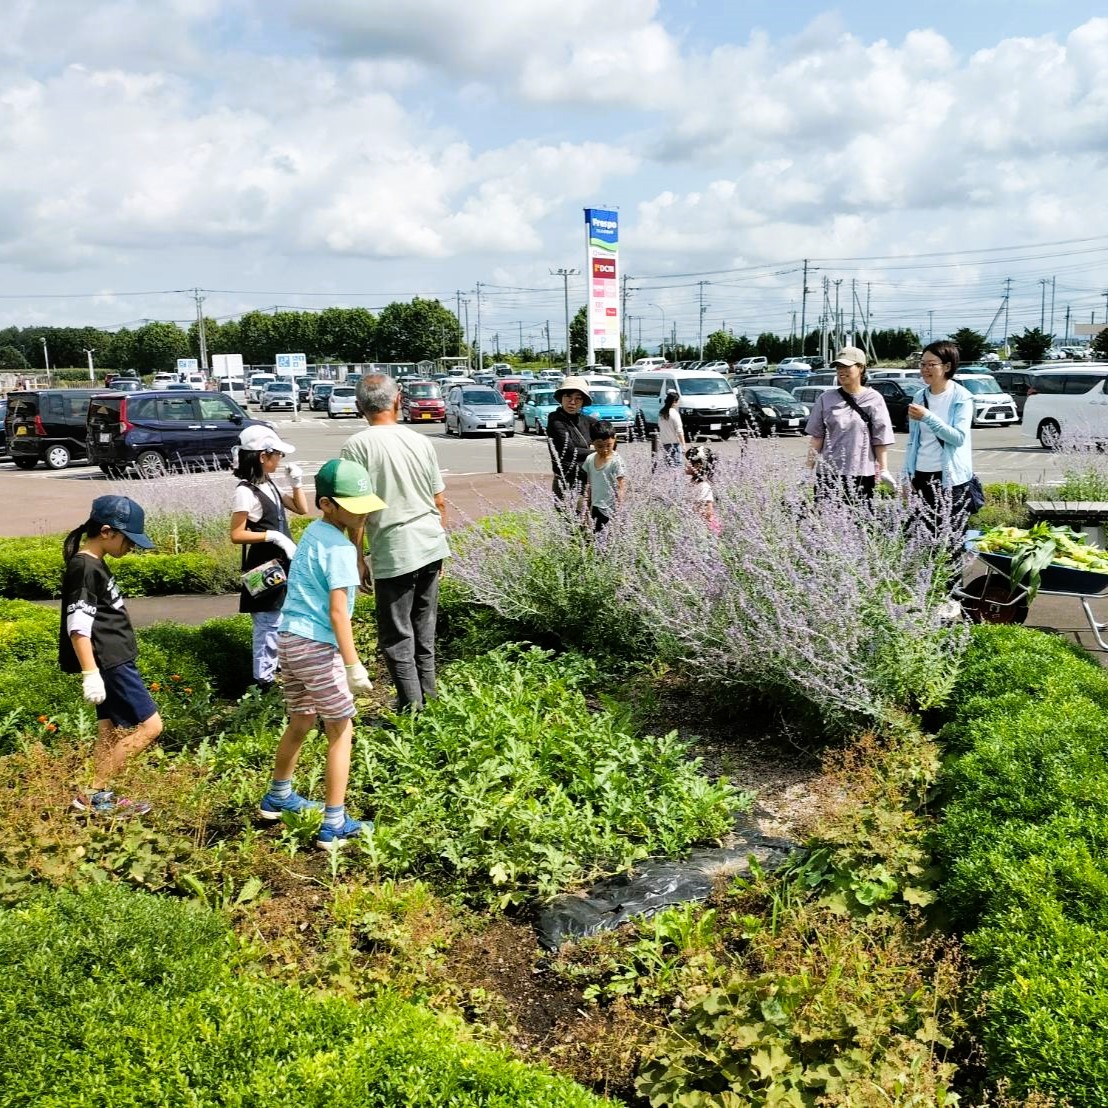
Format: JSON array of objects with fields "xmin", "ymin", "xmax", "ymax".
[{"xmin": 902, "ymin": 382, "xmax": 974, "ymax": 487}]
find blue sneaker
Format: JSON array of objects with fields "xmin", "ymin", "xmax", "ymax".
[
  {"xmin": 315, "ymin": 816, "xmax": 373, "ymax": 849},
  {"xmin": 257, "ymin": 791, "xmax": 323, "ymax": 821},
  {"xmin": 72, "ymin": 790, "xmax": 151, "ymax": 816}
]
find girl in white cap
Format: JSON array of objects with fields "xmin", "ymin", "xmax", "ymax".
[{"xmin": 230, "ymin": 426, "xmax": 308, "ymax": 690}]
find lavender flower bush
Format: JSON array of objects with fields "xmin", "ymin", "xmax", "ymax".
[{"xmin": 450, "ymin": 445, "xmax": 970, "ymax": 729}]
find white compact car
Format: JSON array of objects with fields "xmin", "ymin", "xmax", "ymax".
[
  {"xmin": 1020, "ymin": 365, "xmax": 1108, "ymax": 448},
  {"xmin": 327, "ymin": 385, "xmax": 360, "ymax": 418},
  {"xmin": 954, "ymin": 373, "xmax": 1019, "ymax": 428}
]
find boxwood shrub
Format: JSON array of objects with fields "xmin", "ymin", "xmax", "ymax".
[
  {"xmin": 0, "ymin": 883, "xmax": 606, "ymax": 1107},
  {"xmin": 935, "ymin": 624, "xmax": 1108, "ymax": 1102}
]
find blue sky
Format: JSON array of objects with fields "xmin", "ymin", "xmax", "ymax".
[{"xmin": 1, "ymin": 0, "xmax": 1106, "ymax": 355}]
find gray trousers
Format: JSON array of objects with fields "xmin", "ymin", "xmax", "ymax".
[{"xmin": 374, "ymin": 559, "xmax": 442, "ymax": 711}]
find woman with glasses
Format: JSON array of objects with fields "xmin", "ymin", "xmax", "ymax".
[{"xmin": 902, "ymin": 340, "xmax": 974, "ymax": 528}]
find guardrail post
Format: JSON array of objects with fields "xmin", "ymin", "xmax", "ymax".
[{"xmin": 494, "ymin": 432, "xmax": 504, "ymax": 474}]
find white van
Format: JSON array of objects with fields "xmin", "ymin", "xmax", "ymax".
[
  {"xmin": 246, "ymin": 373, "xmax": 276, "ymax": 404},
  {"xmin": 629, "ymin": 368, "xmax": 743, "ymax": 440},
  {"xmin": 631, "ymin": 357, "xmax": 668, "ymax": 370},
  {"xmin": 1020, "ymin": 365, "xmax": 1108, "ymax": 448}
]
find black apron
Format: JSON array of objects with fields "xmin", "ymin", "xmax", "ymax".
[{"xmin": 238, "ymin": 479, "xmax": 290, "ymax": 614}]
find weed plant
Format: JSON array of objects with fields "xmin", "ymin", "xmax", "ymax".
[
  {"xmin": 350, "ymin": 645, "xmax": 744, "ymax": 906},
  {"xmin": 451, "ymin": 450, "xmax": 969, "ymax": 731}
]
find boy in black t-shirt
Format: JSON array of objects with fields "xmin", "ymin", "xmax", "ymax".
[{"xmin": 60, "ymin": 495, "xmax": 163, "ymax": 815}]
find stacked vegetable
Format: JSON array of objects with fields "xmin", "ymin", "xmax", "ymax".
[{"xmin": 972, "ymin": 522, "xmax": 1108, "ymax": 598}]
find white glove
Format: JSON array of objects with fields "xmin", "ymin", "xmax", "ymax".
[
  {"xmin": 344, "ymin": 662, "xmax": 374, "ymax": 696},
  {"xmin": 285, "ymin": 462, "xmax": 303, "ymax": 488},
  {"xmin": 82, "ymin": 669, "xmax": 106, "ymax": 705},
  {"xmin": 265, "ymin": 531, "xmax": 297, "ymax": 560}
]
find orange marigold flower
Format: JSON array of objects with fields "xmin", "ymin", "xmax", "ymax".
[
  {"xmin": 37, "ymin": 715, "xmax": 48, "ymax": 723},
  {"xmin": 150, "ymin": 681, "xmax": 161, "ymax": 692},
  {"xmin": 45, "ymin": 723, "xmax": 57, "ymax": 732},
  {"xmin": 183, "ymin": 687, "xmax": 192, "ymax": 695},
  {"xmin": 171, "ymin": 674, "xmax": 181, "ymax": 681}
]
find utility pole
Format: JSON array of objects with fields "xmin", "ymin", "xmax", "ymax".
[
  {"xmin": 697, "ymin": 280, "xmax": 710, "ymax": 358},
  {"xmin": 1003, "ymin": 278, "xmax": 1012, "ymax": 356},
  {"xmin": 1103, "ymin": 289, "xmax": 1108, "ymax": 323},
  {"xmin": 620, "ymin": 273, "xmax": 630, "ymax": 362},
  {"xmin": 518, "ymin": 321, "xmax": 523, "ymax": 353},
  {"xmin": 550, "ymin": 267, "xmax": 578, "ymax": 371},
  {"xmin": 850, "ymin": 279, "xmax": 857, "ymax": 340},
  {"xmin": 83, "ymin": 348, "xmax": 96, "ymax": 383},
  {"xmin": 545, "ymin": 321, "xmax": 551, "ymax": 366},
  {"xmin": 475, "ymin": 282, "xmax": 483, "ymax": 374},
  {"xmin": 1039, "ymin": 278, "xmax": 1048, "ymax": 332},
  {"xmin": 462, "ymin": 299, "xmax": 471, "ymax": 357},
  {"xmin": 928, "ymin": 309, "xmax": 934, "ymax": 343},
  {"xmin": 1049, "ymin": 276, "xmax": 1056, "ymax": 339},
  {"xmin": 494, "ymin": 332, "xmax": 500, "ymax": 358},
  {"xmin": 833, "ymin": 280, "xmax": 843, "ymax": 349},
  {"xmin": 799, "ymin": 260, "xmax": 812, "ymax": 354},
  {"xmin": 1064, "ymin": 305, "xmax": 1071, "ymax": 345},
  {"xmin": 193, "ymin": 288, "xmax": 209, "ymax": 372}
]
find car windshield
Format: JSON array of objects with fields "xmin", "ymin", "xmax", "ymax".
[
  {"xmin": 268, "ymin": 382, "xmax": 293, "ymax": 392},
  {"xmin": 587, "ymin": 387, "xmax": 622, "ymax": 405},
  {"xmin": 528, "ymin": 390, "xmax": 555, "ymax": 405},
  {"xmin": 462, "ymin": 389, "xmax": 502, "ymax": 404},
  {"xmin": 406, "ymin": 384, "xmax": 440, "ymax": 398},
  {"xmin": 959, "ymin": 376, "xmax": 1002, "ymax": 395},
  {"xmin": 746, "ymin": 388, "xmax": 797, "ymax": 404},
  {"xmin": 332, "ymin": 387, "xmax": 355, "ymax": 397},
  {"xmin": 895, "ymin": 380, "xmax": 924, "ymax": 395},
  {"xmin": 314, "ymin": 383, "xmax": 333, "ymax": 392},
  {"xmin": 679, "ymin": 378, "xmax": 733, "ymax": 395}
]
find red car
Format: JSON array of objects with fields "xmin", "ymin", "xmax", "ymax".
[
  {"xmin": 400, "ymin": 380, "xmax": 446, "ymax": 423},
  {"xmin": 494, "ymin": 377, "xmax": 532, "ymax": 411}
]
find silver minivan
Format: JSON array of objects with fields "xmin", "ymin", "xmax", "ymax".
[{"xmin": 629, "ymin": 369, "xmax": 743, "ymax": 440}]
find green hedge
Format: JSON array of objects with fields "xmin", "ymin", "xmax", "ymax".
[
  {"xmin": 0, "ymin": 883, "xmax": 606, "ymax": 1107},
  {"xmin": 935, "ymin": 625, "xmax": 1108, "ymax": 1103}
]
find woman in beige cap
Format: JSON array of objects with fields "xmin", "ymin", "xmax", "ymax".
[{"xmin": 547, "ymin": 375, "xmax": 600, "ymax": 499}]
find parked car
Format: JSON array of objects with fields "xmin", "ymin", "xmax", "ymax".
[
  {"xmin": 151, "ymin": 373, "xmax": 178, "ymax": 389},
  {"xmin": 0, "ymin": 398, "xmax": 7, "ymax": 457},
  {"xmin": 520, "ymin": 387, "xmax": 559, "ymax": 434},
  {"xmin": 246, "ymin": 373, "xmax": 276, "ymax": 403},
  {"xmin": 791, "ymin": 384, "xmax": 838, "ymax": 407},
  {"xmin": 86, "ymin": 389, "xmax": 267, "ymax": 477},
  {"xmin": 218, "ymin": 379, "xmax": 248, "ymax": 404},
  {"xmin": 776, "ymin": 356, "xmax": 812, "ymax": 374},
  {"xmin": 261, "ymin": 380, "xmax": 296, "ymax": 412},
  {"xmin": 108, "ymin": 378, "xmax": 145, "ymax": 393},
  {"xmin": 953, "ymin": 373, "xmax": 1019, "ymax": 427},
  {"xmin": 309, "ymin": 382, "xmax": 334, "ymax": 411},
  {"xmin": 444, "ymin": 385, "xmax": 515, "ymax": 437},
  {"xmin": 631, "ymin": 357, "xmax": 668, "ymax": 370},
  {"xmin": 734, "ymin": 356, "xmax": 769, "ymax": 372},
  {"xmin": 400, "ymin": 380, "xmax": 446, "ymax": 423},
  {"xmin": 870, "ymin": 369, "xmax": 928, "ymax": 381},
  {"xmin": 993, "ymin": 364, "xmax": 1097, "ymax": 418},
  {"xmin": 327, "ymin": 385, "xmax": 359, "ymax": 418},
  {"xmin": 869, "ymin": 378, "xmax": 924, "ymax": 432},
  {"xmin": 740, "ymin": 386, "xmax": 809, "ymax": 437},
  {"xmin": 493, "ymin": 377, "xmax": 530, "ymax": 411},
  {"xmin": 1020, "ymin": 365, "xmax": 1108, "ymax": 448},
  {"xmin": 296, "ymin": 377, "xmax": 314, "ymax": 404},
  {"xmin": 5, "ymin": 388, "xmax": 105, "ymax": 470},
  {"xmin": 582, "ymin": 384, "xmax": 634, "ymax": 439}
]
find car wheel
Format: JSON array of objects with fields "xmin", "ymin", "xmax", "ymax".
[
  {"xmin": 13, "ymin": 458, "xmax": 36, "ymax": 470},
  {"xmin": 135, "ymin": 449, "xmax": 167, "ymax": 478},
  {"xmin": 505, "ymin": 431, "xmax": 514, "ymax": 438},
  {"xmin": 45, "ymin": 444, "xmax": 71, "ymax": 470},
  {"xmin": 718, "ymin": 429, "xmax": 734, "ymax": 441},
  {"xmin": 327, "ymin": 412, "xmax": 336, "ymax": 419},
  {"xmin": 1037, "ymin": 419, "xmax": 1062, "ymax": 450}
]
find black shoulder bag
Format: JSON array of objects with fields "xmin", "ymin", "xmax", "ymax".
[{"xmin": 920, "ymin": 392, "xmax": 985, "ymax": 512}]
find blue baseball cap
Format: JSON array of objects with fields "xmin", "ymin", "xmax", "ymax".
[{"xmin": 89, "ymin": 495, "xmax": 155, "ymax": 549}]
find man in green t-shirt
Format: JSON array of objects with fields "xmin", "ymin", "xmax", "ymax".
[{"xmin": 341, "ymin": 375, "xmax": 451, "ymax": 712}]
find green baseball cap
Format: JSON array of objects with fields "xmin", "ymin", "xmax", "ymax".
[{"xmin": 315, "ymin": 459, "xmax": 386, "ymax": 514}]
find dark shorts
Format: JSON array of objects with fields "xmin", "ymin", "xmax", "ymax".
[{"xmin": 96, "ymin": 660, "xmax": 159, "ymax": 729}]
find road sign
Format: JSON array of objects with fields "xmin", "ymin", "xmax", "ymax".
[
  {"xmin": 276, "ymin": 353, "xmax": 307, "ymax": 374},
  {"xmin": 177, "ymin": 358, "xmax": 199, "ymax": 373}
]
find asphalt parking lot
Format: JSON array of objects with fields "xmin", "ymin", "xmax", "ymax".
[{"xmin": 0, "ymin": 407, "xmax": 1076, "ymax": 538}]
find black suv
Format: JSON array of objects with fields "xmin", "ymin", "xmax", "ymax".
[
  {"xmin": 6, "ymin": 388, "xmax": 105, "ymax": 469},
  {"xmin": 86, "ymin": 389, "xmax": 268, "ymax": 477}
]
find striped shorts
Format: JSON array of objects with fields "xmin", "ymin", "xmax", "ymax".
[{"xmin": 277, "ymin": 632, "xmax": 355, "ymax": 721}]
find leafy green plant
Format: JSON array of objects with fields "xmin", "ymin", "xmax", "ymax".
[{"xmin": 351, "ymin": 645, "xmax": 744, "ymax": 906}]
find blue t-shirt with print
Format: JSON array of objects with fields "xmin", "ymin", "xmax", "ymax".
[{"xmin": 279, "ymin": 519, "xmax": 361, "ymax": 646}]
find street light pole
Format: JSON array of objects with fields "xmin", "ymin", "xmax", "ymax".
[
  {"xmin": 41, "ymin": 336, "xmax": 50, "ymax": 380},
  {"xmin": 648, "ymin": 303, "xmax": 666, "ymax": 360},
  {"xmin": 550, "ymin": 267, "xmax": 579, "ymax": 371},
  {"xmin": 84, "ymin": 348, "xmax": 96, "ymax": 382}
]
